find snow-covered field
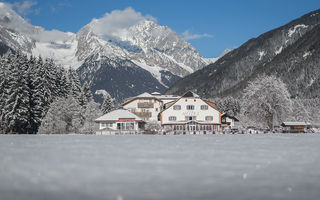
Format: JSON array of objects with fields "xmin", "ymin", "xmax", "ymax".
[{"xmin": 1, "ymin": 134, "xmax": 320, "ymax": 200}]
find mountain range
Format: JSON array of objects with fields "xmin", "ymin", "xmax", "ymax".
[
  {"xmin": 166, "ymin": 9, "xmax": 320, "ymax": 99},
  {"xmin": 0, "ymin": 3, "xmax": 217, "ymax": 103}
]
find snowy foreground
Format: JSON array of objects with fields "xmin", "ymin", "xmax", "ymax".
[{"xmin": 1, "ymin": 134, "xmax": 320, "ymax": 200}]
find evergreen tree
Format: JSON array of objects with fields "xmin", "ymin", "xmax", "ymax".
[
  {"xmin": 79, "ymin": 81, "xmax": 93, "ymax": 107},
  {"xmin": 3, "ymin": 53, "xmax": 30, "ymax": 133},
  {"xmin": 80, "ymin": 100, "xmax": 102, "ymax": 134},
  {"xmin": 101, "ymin": 93, "xmax": 114, "ymax": 114},
  {"xmin": 38, "ymin": 96, "xmax": 82, "ymax": 134},
  {"xmin": 68, "ymin": 67, "xmax": 82, "ymax": 100}
]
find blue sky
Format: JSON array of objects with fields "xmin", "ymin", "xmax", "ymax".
[{"xmin": 3, "ymin": 0, "xmax": 320, "ymax": 57}]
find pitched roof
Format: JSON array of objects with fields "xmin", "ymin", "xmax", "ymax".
[
  {"xmin": 281, "ymin": 122, "xmax": 310, "ymax": 126},
  {"xmin": 136, "ymin": 92, "xmax": 154, "ymax": 98},
  {"xmin": 181, "ymin": 91, "xmax": 199, "ymax": 98},
  {"xmin": 151, "ymin": 92, "xmax": 161, "ymax": 95},
  {"xmin": 221, "ymin": 113, "xmax": 239, "ymax": 121},
  {"xmin": 95, "ymin": 109, "xmax": 144, "ymax": 122}
]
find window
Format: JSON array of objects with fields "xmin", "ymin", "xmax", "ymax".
[
  {"xmin": 117, "ymin": 122, "xmax": 134, "ymax": 130},
  {"xmin": 205, "ymin": 116, "xmax": 213, "ymax": 121},
  {"xmin": 130, "ymin": 108, "xmax": 135, "ymax": 113},
  {"xmin": 186, "ymin": 105, "xmax": 194, "ymax": 110},
  {"xmin": 103, "ymin": 123, "xmax": 112, "ymax": 127},
  {"xmin": 173, "ymin": 105, "xmax": 181, "ymax": 110},
  {"xmin": 185, "ymin": 116, "xmax": 196, "ymax": 121},
  {"xmin": 169, "ymin": 116, "xmax": 177, "ymax": 121},
  {"xmin": 201, "ymin": 105, "xmax": 208, "ymax": 110},
  {"xmin": 142, "ymin": 108, "xmax": 148, "ymax": 112}
]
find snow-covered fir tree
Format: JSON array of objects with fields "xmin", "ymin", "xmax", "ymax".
[
  {"xmin": 68, "ymin": 67, "xmax": 82, "ymax": 100},
  {"xmin": 3, "ymin": 53, "xmax": 30, "ymax": 133},
  {"xmin": 0, "ymin": 51, "xmax": 90, "ymax": 134},
  {"xmin": 38, "ymin": 96, "xmax": 102, "ymax": 134},
  {"xmin": 101, "ymin": 93, "xmax": 114, "ymax": 114},
  {"xmin": 80, "ymin": 100, "xmax": 102, "ymax": 134},
  {"xmin": 80, "ymin": 81, "xmax": 93, "ymax": 106}
]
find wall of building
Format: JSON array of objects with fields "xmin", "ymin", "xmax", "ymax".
[
  {"xmin": 123, "ymin": 98, "xmax": 163, "ymax": 121},
  {"xmin": 99, "ymin": 121, "xmax": 141, "ymax": 131},
  {"xmin": 161, "ymin": 97, "xmax": 220, "ymax": 125}
]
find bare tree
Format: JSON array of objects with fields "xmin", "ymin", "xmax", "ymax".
[{"xmin": 241, "ymin": 75, "xmax": 292, "ymax": 130}]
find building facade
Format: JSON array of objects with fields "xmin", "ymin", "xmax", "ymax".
[
  {"xmin": 159, "ymin": 91, "xmax": 221, "ymax": 134},
  {"xmin": 221, "ymin": 113, "xmax": 239, "ymax": 130},
  {"xmin": 122, "ymin": 92, "xmax": 179, "ymax": 121},
  {"xmin": 281, "ymin": 122, "xmax": 311, "ymax": 133},
  {"xmin": 95, "ymin": 109, "xmax": 145, "ymax": 134}
]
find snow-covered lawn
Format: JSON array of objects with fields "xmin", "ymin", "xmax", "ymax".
[{"xmin": 1, "ymin": 134, "xmax": 320, "ymax": 200}]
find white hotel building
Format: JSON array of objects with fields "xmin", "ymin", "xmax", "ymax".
[
  {"xmin": 122, "ymin": 91, "xmax": 221, "ymax": 134},
  {"xmin": 159, "ymin": 91, "xmax": 221, "ymax": 134}
]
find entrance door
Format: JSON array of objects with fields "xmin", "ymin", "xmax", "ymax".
[{"xmin": 189, "ymin": 125, "xmax": 196, "ymax": 131}]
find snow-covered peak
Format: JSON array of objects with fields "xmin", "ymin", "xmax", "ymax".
[{"xmin": 0, "ymin": 3, "xmax": 42, "ymax": 35}]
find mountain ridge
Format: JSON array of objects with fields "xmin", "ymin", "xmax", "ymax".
[
  {"xmin": 166, "ymin": 9, "xmax": 320, "ymax": 99},
  {"xmin": 0, "ymin": 3, "xmax": 218, "ymax": 102}
]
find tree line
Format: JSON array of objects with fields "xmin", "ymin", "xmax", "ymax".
[
  {"xmin": 0, "ymin": 51, "xmax": 114, "ymax": 134},
  {"xmin": 213, "ymin": 75, "xmax": 320, "ymax": 130}
]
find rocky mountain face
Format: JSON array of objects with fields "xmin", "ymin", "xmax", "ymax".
[
  {"xmin": 0, "ymin": 3, "xmax": 215, "ymax": 103},
  {"xmin": 76, "ymin": 19, "xmax": 215, "ymax": 103},
  {"xmin": 166, "ymin": 9, "xmax": 320, "ymax": 99}
]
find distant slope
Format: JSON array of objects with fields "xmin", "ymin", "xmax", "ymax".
[{"xmin": 166, "ymin": 9, "xmax": 320, "ymax": 99}]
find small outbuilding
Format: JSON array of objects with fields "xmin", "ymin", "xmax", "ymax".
[
  {"xmin": 95, "ymin": 109, "xmax": 146, "ymax": 135},
  {"xmin": 281, "ymin": 122, "xmax": 311, "ymax": 133},
  {"xmin": 221, "ymin": 113, "xmax": 239, "ymax": 130}
]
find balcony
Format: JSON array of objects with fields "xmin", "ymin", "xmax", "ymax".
[
  {"xmin": 137, "ymin": 102, "xmax": 154, "ymax": 108},
  {"xmin": 133, "ymin": 112, "xmax": 152, "ymax": 118}
]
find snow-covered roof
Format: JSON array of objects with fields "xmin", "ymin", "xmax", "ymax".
[
  {"xmin": 151, "ymin": 92, "xmax": 161, "ymax": 95},
  {"xmin": 155, "ymin": 95, "xmax": 180, "ymax": 99},
  {"xmin": 221, "ymin": 113, "xmax": 239, "ymax": 121},
  {"xmin": 136, "ymin": 92, "xmax": 154, "ymax": 98},
  {"xmin": 95, "ymin": 109, "xmax": 144, "ymax": 122},
  {"xmin": 281, "ymin": 122, "xmax": 310, "ymax": 126},
  {"xmin": 181, "ymin": 91, "xmax": 199, "ymax": 98}
]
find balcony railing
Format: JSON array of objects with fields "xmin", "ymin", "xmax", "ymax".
[
  {"xmin": 137, "ymin": 102, "xmax": 154, "ymax": 108},
  {"xmin": 133, "ymin": 112, "xmax": 152, "ymax": 118}
]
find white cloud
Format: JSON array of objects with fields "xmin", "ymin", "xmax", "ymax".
[
  {"xmin": 11, "ymin": 0, "xmax": 38, "ymax": 16},
  {"xmin": 182, "ymin": 30, "xmax": 213, "ymax": 40},
  {"xmin": 89, "ymin": 7, "xmax": 156, "ymax": 39},
  {"xmin": 33, "ymin": 30, "xmax": 71, "ymax": 43}
]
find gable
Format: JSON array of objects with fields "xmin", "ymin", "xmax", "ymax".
[{"xmin": 161, "ymin": 97, "xmax": 220, "ymax": 114}]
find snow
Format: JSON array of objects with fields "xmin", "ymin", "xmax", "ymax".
[
  {"xmin": 275, "ymin": 46, "xmax": 283, "ymax": 55},
  {"xmin": 95, "ymin": 109, "xmax": 143, "ymax": 121},
  {"xmin": 131, "ymin": 59, "xmax": 169, "ymax": 87},
  {"xmin": 288, "ymin": 24, "xmax": 308, "ymax": 37},
  {"xmin": 32, "ymin": 36, "xmax": 83, "ymax": 69},
  {"xmin": 95, "ymin": 89, "xmax": 110, "ymax": 98},
  {"xmin": 307, "ymin": 78, "xmax": 315, "ymax": 87},
  {"xmin": 162, "ymin": 54, "xmax": 194, "ymax": 73},
  {"xmin": 303, "ymin": 51, "xmax": 312, "ymax": 58},
  {"xmin": 1, "ymin": 134, "xmax": 320, "ymax": 200},
  {"xmin": 258, "ymin": 51, "xmax": 266, "ymax": 61}
]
